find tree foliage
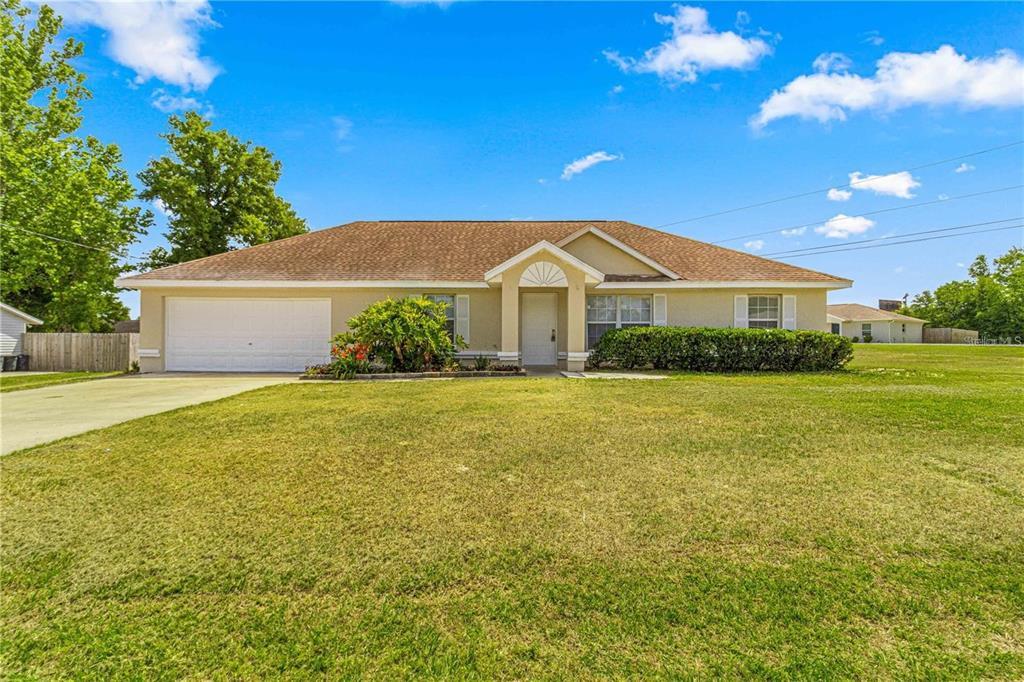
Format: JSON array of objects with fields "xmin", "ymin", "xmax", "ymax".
[
  {"xmin": 0, "ymin": 0, "xmax": 151, "ymax": 331},
  {"xmin": 139, "ymin": 112, "xmax": 307, "ymax": 268},
  {"xmin": 902, "ymin": 247, "xmax": 1024, "ymax": 338}
]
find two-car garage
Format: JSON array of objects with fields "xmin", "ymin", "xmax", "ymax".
[{"xmin": 164, "ymin": 298, "xmax": 332, "ymax": 372}]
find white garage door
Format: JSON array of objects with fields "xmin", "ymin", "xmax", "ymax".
[{"xmin": 166, "ymin": 298, "xmax": 331, "ymax": 372}]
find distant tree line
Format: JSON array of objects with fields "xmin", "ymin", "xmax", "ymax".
[
  {"xmin": 901, "ymin": 247, "xmax": 1023, "ymax": 339},
  {"xmin": 1, "ymin": 0, "xmax": 306, "ymax": 331}
]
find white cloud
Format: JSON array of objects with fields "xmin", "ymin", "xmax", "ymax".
[
  {"xmin": 609, "ymin": 84, "xmax": 624, "ymax": 95},
  {"xmin": 153, "ymin": 199, "xmax": 174, "ymax": 218},
  {"xmin": 780, "ymin": 227, "xmax": 806, "ymax": 237},
  {"xmin": 954, "ymin": 162, "xmax": 976, "ymax": 173},
  {"xmin": 56, "ymin": 0, "xmax": 220, "ymax": 91},
  {"xmin": 827, "ymin": 188, "xmax": 852, "ymax": 202},
  {"xmin": 862, "ymin": 30, "xmax": 885, "ymax": 47},
  {"xmin": 537, "ymin": 178, "xmax": 547, "ymax": 185},
  {"xmin": 744, "ymin": 239, "xmax": 765, "ymax": 251},
  {"xmin": 561, "ymin": 151, "xmax": 621, "ymax": 180},
  {"xmin": 332, "ymin": 116, "xmax": 354, "ymax": 141},
  {"xmin": 849, "ymin": 170, "xmax": 920, "ymax": 198},
  {"xmin": 752, "ymin": 45, "xmax": 1024, "ymax": 129},
  {"xmin": 815, "ymin": 214, "xmax": 876, "ymax": 239},
  {"xmin": 938, "ymin": 193, "xmax": 950, "ymax": 200},
  {"xmin": 605, "ymin": 5, "xmax": 772, "ymax": 84},
  {"xmin": 150, "ymin": 89, "xmax": 213, "ymax": 117},
  {"xmin": 812, "ymin": 52, "xmax": 852, "ymax": 74},
  {"xmin": 893, "ymin": 265, "xmax": 905, "ymax": 274},
  {"xmin": 956, "ymin": 262, "xmax": 966, "ymax": 268}
]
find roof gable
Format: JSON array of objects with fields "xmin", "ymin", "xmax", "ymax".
[
  {"xmin": 0, "ymin": 302, "xmax": 43, "ymax": 325},
  {"xmin": 557, "ymin": 226, "xmax": 679, "ymax": 279},
  {"xmin": 483, "ymin": 241, "xmax": 604, "ymax": 284}
]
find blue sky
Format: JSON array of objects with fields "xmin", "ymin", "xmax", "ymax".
[{"xmin": 53, "ymin": 1, "xmax": 1024, "ymax": 316}]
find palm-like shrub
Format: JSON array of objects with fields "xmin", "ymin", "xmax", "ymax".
[{"xmin": 341, "ymin": 297, "xmax": 463, "ymax": 372}]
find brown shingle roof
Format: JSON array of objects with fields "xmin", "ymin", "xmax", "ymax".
[
  {"xmin": 827, "ymin": 303, "xmax": 925, "ymax": 322},
  {"xmin": 124, "ymin": 221, "xmax": 849, "ymax": 284}
]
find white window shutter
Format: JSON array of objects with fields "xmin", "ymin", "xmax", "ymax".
[
  {"xmin": 782, "ymin": 295, "xmax": 797, "ymax": 330},
  {"xmin": 734, "ymin": 295, "xmax": 748, "ymax": 328},
  {"xmin": 455, "ymin": 294, "xmax": 470, "ymax": 343},
  {"xmin": 653, "ymin": 294, "xmax": 667, "ymax": 326}
]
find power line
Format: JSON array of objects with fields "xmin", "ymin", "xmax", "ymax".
[
  {"xmin": 0, "ymin": 224, "xmax": 148, "ymax": 262},
  {"xmin": 654, "ymin": 139, "xmax": 1024, "ymax": 230},
  {"xmin": 774, "ymin": 224, "xmax": 1023, "ymax": 259},
  {"xmin": 762, "ymin": 216, "xmax": 1023, "ymax": 258},
  {"xmin": 711, "ymin": 184, "xmax": 1024, "ymax": 245}
]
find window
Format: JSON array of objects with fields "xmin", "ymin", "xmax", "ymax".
[
  {"xmin": 586, "ymin": 295, "xmax": 652, "ymax": 349},
  {"xmin": 747, "ymin": 295, "xmax": 780, "ymax": 329},
  {"xmin": 830, "ymin": 323, "xmax": 841, "ymax": 335},
  {"xmin": 425, "ymin": 294, "xmax": 456, "ymax": 340},
  {"xmin": 861, "ymin": 323, "xmax": 872, "ymax": 338}
]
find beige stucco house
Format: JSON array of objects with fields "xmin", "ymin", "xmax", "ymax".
[
  {"xmin": 827, "ymin": 303, "xmax": 926, "ymax": 343},
  {"xmin": 116, "ymin": 221, "xmax": 852, "ymax": 373}
]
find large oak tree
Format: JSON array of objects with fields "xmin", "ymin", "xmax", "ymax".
[{"xmin": 139, "ymin": 112, "xmax": 307, "ymax": 269}]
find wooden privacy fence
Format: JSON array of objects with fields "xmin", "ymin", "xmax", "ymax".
[
  {"xmin": 923, "ymin": 327, "xmax": 979, "ymax": 344},
  {"xmin": 22, "ymin": 333, "xmax": 139, "ymax": 371}
]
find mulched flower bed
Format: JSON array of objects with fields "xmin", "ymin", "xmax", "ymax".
[{"xmin": 300, "ymin": 369, "xmax": 527, "ymax": 381}]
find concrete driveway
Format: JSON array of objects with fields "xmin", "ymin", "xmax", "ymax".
[{"xmin": 1, "ymin": 374, "xmax": 295, "ymax": 455}]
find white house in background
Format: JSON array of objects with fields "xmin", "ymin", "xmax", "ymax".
[
  {"xmin": 827, "ymin": 303, "xmax": 926, "ymax": 343},
  {"xmin": 1, "ymin": 302, "xmax": 43, "ymax": 356}
]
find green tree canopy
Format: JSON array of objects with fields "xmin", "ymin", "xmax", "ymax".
[
  {"xmin": 1, "ymin": 0, "xmax": 151, "ymax": 331},
  {"xmin": 902, "ymin": 246, "xmax": 1024, "ymax": 339},
  {"xmin": 139, "ymin": 112, "xmax": 307, "ymax": 268}
]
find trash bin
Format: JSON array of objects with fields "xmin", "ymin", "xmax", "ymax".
[
  {"xmin": 1, "ymin": 356, "xmax": 16, "ymax": 372},
  {"xmin": 15, "ymin": 354, "xmax": 30, "ymax": 371}
]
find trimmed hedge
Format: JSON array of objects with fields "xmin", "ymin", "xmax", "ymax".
[{"xmin": 588, "ymin": 326, "xmax": 853, "ymax": 372}]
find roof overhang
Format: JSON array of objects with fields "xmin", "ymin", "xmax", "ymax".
[
  {"xmin": 114, "ymin": 279, "xmax": 490, "ymax": 290},
  {"xmin": 483, "ymin": 241, "xmax": 605, "ymax": 285},
  {"xmin": 555, "ymin": 225, "xmax": 681, "ymax": 280},
  {"xmin": 595, "ymin": 280, "xmax": 852, "ymax": 290},
  {"xmin": 0, "ymin": 302, "xmax": 43, "ymax": 325}
]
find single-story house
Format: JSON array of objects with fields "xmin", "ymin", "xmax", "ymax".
[
  {"xmin": 827, "ymin": 303, "xmax": 926, "ymax": 343},
  {"xmin": 115, "ymin": 221, "xmax": 852, "ymax": 373},
  {"xmin": 1, "ymin": 302, "xmax": 43, "ymax": 357}
]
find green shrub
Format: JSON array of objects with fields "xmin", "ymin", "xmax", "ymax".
[
  {"xmin": 344, "ymin": 297, "xmax": 464, "ymax": 372},
  {"xmin": 588, "ymin": 326, "xmax": 853, "ymax": 372}
]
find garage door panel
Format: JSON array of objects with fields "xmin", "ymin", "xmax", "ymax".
[{"xmin": 166, "ymin": 298, "xmax": 331, "ymax": 372}]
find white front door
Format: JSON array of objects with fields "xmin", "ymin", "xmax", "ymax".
[
  {"xmin": 521, "ymin": 292, "xmax": 557, "ymax": 365},
  {"xmin": 165, "ymin": 298, "xmax": 331, "ymax": 372}
]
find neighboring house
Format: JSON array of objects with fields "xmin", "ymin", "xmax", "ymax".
[
  {"xmin": 827, "ymin": 303, "xmax": 926, "ymax": 343},
  {"xmin": 114, "ymin": 319, "xmax": 140, "ymax": 333},
  {"xmin": 115, "ymin": 221, "xmax": 852, "ymax": 372},
  {"xmin": 1, "ymin": 302, "xmax": 43, "ymax": 357}
]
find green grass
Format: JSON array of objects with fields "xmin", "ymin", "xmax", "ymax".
[
  {"xmin": 0, "ymin": 371, "xmax": 121, "ymax": 393},
  {"xmin": 2, "ymin": 345, "xmax": 1022, "ymax": 678}
]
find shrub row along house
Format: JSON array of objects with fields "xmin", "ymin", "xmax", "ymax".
[{"xmin": 115, "ymin": 221, "xmax": 852, "ymax": 372}]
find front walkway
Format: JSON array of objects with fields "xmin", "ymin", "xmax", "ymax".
[{"xmin": 0, "ymin": 373, "xmax": 295, "ymax": 455}]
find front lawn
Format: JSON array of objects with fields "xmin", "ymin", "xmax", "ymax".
[
  {"xmin": 0, "ymin": 371, "xmax": 121, "ymax": 393},
  {"xmin": 2, "ymin": 345, "xmax": 1022, "ymax": 677}
]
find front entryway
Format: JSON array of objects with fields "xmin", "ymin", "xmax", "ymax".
[{"xmin": 521, "ymin": 292, "xmax": 558, "ymax": 365}]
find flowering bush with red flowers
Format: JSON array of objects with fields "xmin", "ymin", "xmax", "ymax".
[{"xmin": 329, "ymin": 340, "xmax": 372, "ymax": 378}]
